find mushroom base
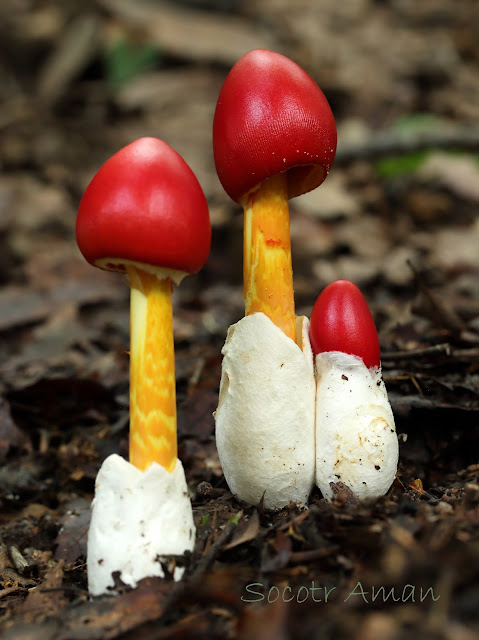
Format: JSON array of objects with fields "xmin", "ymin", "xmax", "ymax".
[
  {"xmin": 214, "ymin": 313, "xmax": 316, "ymax": 509},
  {"xmin": 87, "ymin": 454, "xmax": 195, "ymax": 596},
  {"xmin": 315, "ymin": 351, "xmax": 398, "ymax": 501}
]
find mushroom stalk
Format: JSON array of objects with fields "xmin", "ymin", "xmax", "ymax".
[
  {"xmin": 128, "ymin": 266, "xmax": 177, "ymax": 472},
  {"xmin": 243, "ymin": 173, "xmax": 296, "ymax": 342}
]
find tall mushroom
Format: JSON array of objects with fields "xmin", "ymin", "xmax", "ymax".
[
  {"xmin": 310, "ymin": 280, "xmax": 399, "ymax": 500},
  {"xmin": 213, "ymin": 50, "xmax": 336, "ymax": 509},
  {"xmin": 213, "ymin": 48, "xmax": 336, "ymax": 341},
  {"xmin": 76, "ymin": 137, "xmax": 211, "ymax": 595}
]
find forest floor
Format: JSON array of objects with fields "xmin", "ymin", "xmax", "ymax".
[{"xmin": 0, "ymin": 1, "xmax": 478, "ymax": 638}]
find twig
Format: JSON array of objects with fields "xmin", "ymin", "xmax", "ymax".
[
  {"xmin": 451, "ymin": 348, "xmax": 479, "ymax": 359},
  {"xmin": 381, "ymin": 343, "xmax": 451, "ymax": 360},
  {"xmin": 0, "ymin": 585, "xmax": 27, "ymax": 599},
  {"xmin": 335, "ymin": 126, "xmax": 479, "ymax": 165},
  {"xmin": 288, "ymin": 546, "xmax": 340, "ymax": 564},
  {"xmin": 382, "ymin": 344, "xmax": 479, "ymax": 362}
]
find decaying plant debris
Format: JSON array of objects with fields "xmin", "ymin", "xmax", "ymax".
[{"xmin": 0, "ymin": 1, "xmax": 478, "ymax": 638}]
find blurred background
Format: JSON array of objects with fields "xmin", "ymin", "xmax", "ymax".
[
  {"xmin": 1, "ymin": 0, "xmax": 478, "ymax": 366},
  {"xmin": 0, "ymin": 0, "xmax": 478, "ymax": 358},
  {"xmin": 1, "ymin": 1, "xmax": 479, "ymax": 637}
]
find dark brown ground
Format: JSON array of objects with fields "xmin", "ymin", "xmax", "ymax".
[{"xmin": 0, "ymin": 1, "xmax": 479, "ymax": 638}]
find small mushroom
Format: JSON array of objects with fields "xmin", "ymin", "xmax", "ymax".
[
  {"xmin": 310, "ymin": 280, "xmax": 399, "ymax": 500},
  {"xmin": 76, "ymin": 137, "xmax": 210, "ymax": 595},
  {"xmin": 213, "ymin": 50, "xmax": 336, "ymax": 509}
]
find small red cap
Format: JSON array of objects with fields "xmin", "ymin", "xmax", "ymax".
[
  {"xmin": 213, "ymin": 49, "xmax": 337, "ymax": 204},
  {"xmin": 309, "ymin": 280, "xmax": 381, "ymax": 369},
  {"xmin": 76, "ymin": 137, "xmax": 211, "ymax": 275}
]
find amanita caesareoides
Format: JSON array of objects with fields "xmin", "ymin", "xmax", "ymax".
[
  {"xmin": 212, "ymin": 50, "xmax": 336, "ymax": 509},
  {"xmin": 76, "ymin": 138, "xmax": 211, "ymax": 594},
  {"xmin": 311, "ymin": 280, "xmax": 399, "ymax": 500},
  {"xmin": 215, "ymin": 313, "xmax": 316, "ymax": 509}
]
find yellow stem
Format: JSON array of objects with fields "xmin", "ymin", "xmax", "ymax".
[
  {"xmin": 127, "ymin": 265, "xmax": 177, "ymax": 472},
  {"xmin": 243, "ymin": 173, "xmax": 296, "ymax": 342}
]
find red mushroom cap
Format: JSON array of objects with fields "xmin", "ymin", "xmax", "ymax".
[
  {"xmin": 213, "ymin": 49, "xmax": 337, "ymax": 204},
  {"xmin": 309, "ymin": 280, "xmax": 381, "ymax": 369},
  {"xmin": 76, "ymin": 137, "xmax": 211, "ymax": 275}
]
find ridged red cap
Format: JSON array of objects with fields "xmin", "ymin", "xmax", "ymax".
[
  {"xmin": 213, "ymin": 49, "xmax": 337, "ymax": 204},
  {"xmin": 76, "ymin": 137, "xmax": 211, "ymax": 275},
  {"xmin": 310, "ymin": 280, "xmax": 381, "ymax": 369}
]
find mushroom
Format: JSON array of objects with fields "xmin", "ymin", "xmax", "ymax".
[
  {"xmin": 213, "ymin": 50, "xmax": 336, "ymax": 509},
  {"xmin": 310, "ymin": 280, "xmax": 399, "ymax": 500},
  {"xmin": 213, "ymin": 48, "xmax": 336, "ymax": 340},
  {"xmin": 76, "ymin": 137, "xmax": 211, "ymax": 595}
]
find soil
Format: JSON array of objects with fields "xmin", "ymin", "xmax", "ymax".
[{"xmin": 0, "ymin": 1, "xmax": 478, "ymax": 638}]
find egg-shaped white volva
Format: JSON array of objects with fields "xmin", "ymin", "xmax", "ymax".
[
  {"xmin": 215, "ymin": 312, "xmax": 316, "ymax": 509},
  {"xmin": 315, "ymin": 351, "xmax": 398, "ymax": 500},
  {"xmin": 87, "ymin": 454, "xmax": 195, "ymax": 596}
]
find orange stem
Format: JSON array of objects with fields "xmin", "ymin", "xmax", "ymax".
[
  {"xmin": 243, "ymin": 173, "xmax": 296, "ymax": 342},
  {"xmin": 127, "ymin": 266, "xmax": 177, "ymax": 472}
]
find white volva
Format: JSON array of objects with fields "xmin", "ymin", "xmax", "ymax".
[
  {"xmin": 87, "ymin": 454, "xmax": 195, "ymax": 596},
  {"xmin": 215, "ymin": 313, "xmax": 316, "ymax": 509},
  {"xmin": 315, "ymin": 351, "xmax": 398, "ymax": 500}
]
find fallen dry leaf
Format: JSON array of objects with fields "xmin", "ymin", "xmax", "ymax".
[
  {"xmin": 98, "ymin": 0, "xmax": 276, "ymax": 65},
  {"xmin": 54, "ymin": 498, "xmax": 91, "ymax": 565},
  {"xmin": 223, "ymin": 511, "xmax": 260, "ymax": 552},
  {"xmin": 420, "ymin": 153, "xmax": 479, "ymax": 203},
  {"xmin": 21, "ymin": 560, "xmax": 67, "ymax": 619}
]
